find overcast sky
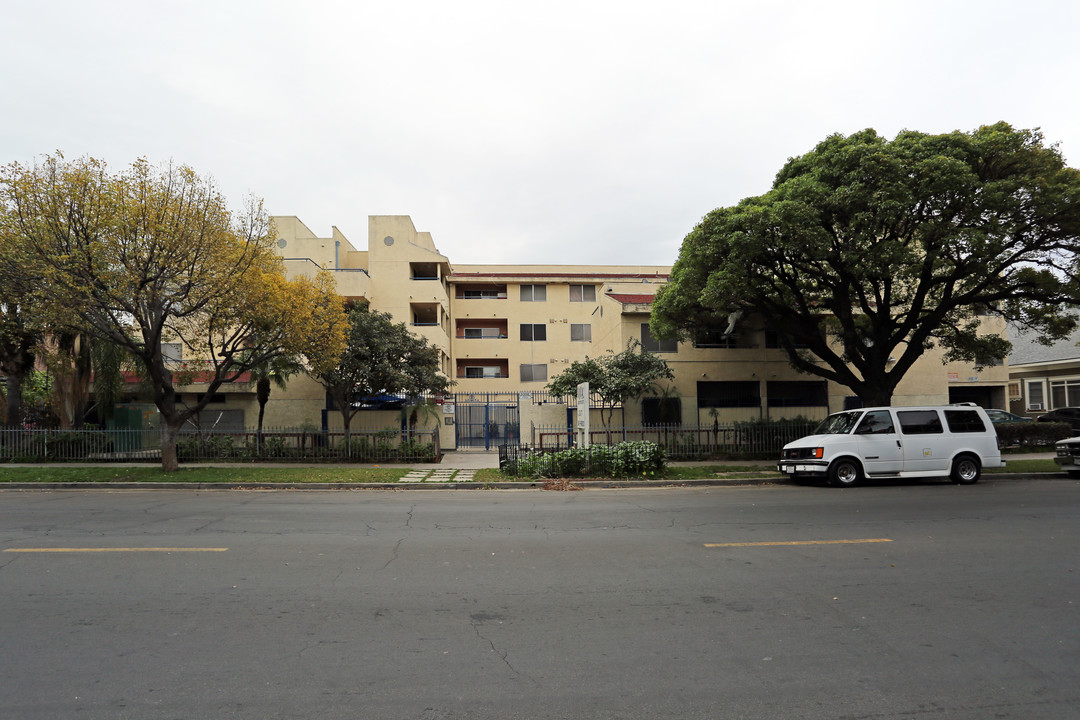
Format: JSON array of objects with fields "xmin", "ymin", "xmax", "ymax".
[{"xmin": 4, "ymin": 1, "xmax": 1078, "ymax": 266}]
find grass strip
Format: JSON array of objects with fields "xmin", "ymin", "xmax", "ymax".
[
  {"xmin": 0, "ymin": 459, "xmax": 1062, "ymax": 485},
  {"xmin": 0, "ymin": 466, "xmax": 411, "ymax": 484}
]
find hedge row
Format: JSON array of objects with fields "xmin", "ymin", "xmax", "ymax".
[
  {"xmin": 995, "ymin": 421, "xmax": 1074, "ymax": 447},
  {"xmin": 501, "ymin": 441, "xmax": 667, "ymax": 479}
]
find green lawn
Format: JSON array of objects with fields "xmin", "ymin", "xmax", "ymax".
[
  {"xmin": 0, "ymin": 466, "xmax": 411, "ymax": 484},
  {"xmin": 988, "ymin": 458, "xmax": 1058, "ymax": 474}
]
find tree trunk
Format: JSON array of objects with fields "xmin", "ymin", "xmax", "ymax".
[
  {"xmin": 858, "ymin": 385, "xmax": 895, "ymax": 408},
  {"xmin": 5, "ymin": 374, "xmax": 22, "ymax": 427},
  {"xmin": 341, "ymin": 413, "xmax": 352, "ymax": 459},
  {"xmin": 161, "ymin": 419, "xmax": 180, "ymax": 473},
  {"xmin": 256, "ymin": 376, "xmax": 270, "ymax": 454}
]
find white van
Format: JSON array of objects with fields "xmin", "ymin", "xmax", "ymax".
[{"xmin": 778, "ymin": 406, "xmax": 1004, "ymax": 486}]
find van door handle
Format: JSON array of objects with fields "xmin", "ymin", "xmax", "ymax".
[{"xmin": 896, "ymin": 440, "xmax": 902, "ymax": 449}]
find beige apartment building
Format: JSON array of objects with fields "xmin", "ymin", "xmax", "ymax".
[{"xmin": 226, "ymin": 215, "xmax": 1009, "ymax": 450}]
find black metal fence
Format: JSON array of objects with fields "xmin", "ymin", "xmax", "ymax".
[
  {"xmin": 531, "ymin": 421, "xmax": 819, "ymax": 459},
  {"xmin": 0, "ymin": 426, "xmax": 440, "ymax": 464}
]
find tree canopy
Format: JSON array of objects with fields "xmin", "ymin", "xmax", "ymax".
[
  {"xmin": 652, "ymin": 123, "xmax": 1080, "ymax": 406},
  {"xmin": 546, "ymin": 340, "xmax": 675, "ymax": 426},
  {"xmin": 0, "ymin": 208, "xmax": 46, "ymax": 425},
  {"xmin": 317, "ymin": 304, "xmax": 451, "ymax": 440},
  {"xmin": 1, "ymin": 153, "xmax": 347, "ymax": 469}
]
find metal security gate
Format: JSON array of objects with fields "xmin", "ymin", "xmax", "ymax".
[{"xmin": 454, "ymin": 394, "xmax": 519, "ymax": 450}]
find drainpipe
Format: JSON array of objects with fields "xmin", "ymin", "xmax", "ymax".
[{"xmin": 334, "ymin": 241, "xmax": 340, "ymax": 269}]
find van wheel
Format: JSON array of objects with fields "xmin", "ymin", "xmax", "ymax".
[
  {"xmin": 828, "ymin": 458, "xmax": 863, "ymax": 487},
  {"xmin": 951, "ymin": 454, "xmax": 981, "ymax": 485}
]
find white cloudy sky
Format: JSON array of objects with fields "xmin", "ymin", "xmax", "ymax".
[{"xmin": 3, "ymin": 0, "xmax": 1078, "ymax": 265}]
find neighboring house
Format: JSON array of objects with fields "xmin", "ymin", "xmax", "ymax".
[
  {"xmin": 1007, "ymin": 320, "xmax": 1080, "ymax": 416},
  {"xmin": 257, "ymin": 215, "xmax": 1012, "ymax": 449}
]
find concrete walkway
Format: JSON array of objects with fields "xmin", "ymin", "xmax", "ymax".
[{"xmin": 408, "ymin": 451, "xmax": 498, "ymax": 471}]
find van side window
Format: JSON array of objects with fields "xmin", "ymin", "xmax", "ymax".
[
  {"xmin": 855, "ymin": 410, "xmax": 895, "ymax": 434},
  {"xmin": 944, "ymin": 410, "xmax": 987, "ymax": 433},
  {"xmin": 897, "ymin": 410, "xmax": 943, "ymax": 434}
]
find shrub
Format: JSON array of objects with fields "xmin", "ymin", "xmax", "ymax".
[
  {"xmin": 995, "ymin": 421, "xmax": 1073, "ymax": 448},
  {"xmin": 502, "ymin": 441, "xmax": 666, "ymax": 479}
]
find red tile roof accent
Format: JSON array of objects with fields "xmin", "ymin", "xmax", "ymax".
[{"xmin": 606, "ymin": 293, "xmax": 656, "ymax": 305}]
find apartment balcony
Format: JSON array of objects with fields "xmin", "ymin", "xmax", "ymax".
[
  {"xmin": 411, "ymin": 303, "xmax": 441, "ymax": 327},
  {"xmin": 331, "ymin": 268, "xmax": 371, "ymax": 303},
  {"xmin": 410, "ymin": 261, "xmax": 441, "ymax": 281},
  {"xmin": 455, "ymin": 359, "xmax": 509, "ymax": 380},
  {"xmin": 455, "ymin": 283, "xmax": 507, "ymax": 301},
  {"xmin": 456, "ymin": 319, "xmax": 508, "ymax": 339}
]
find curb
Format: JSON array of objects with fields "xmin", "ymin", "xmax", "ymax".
[{"xmin": 0, "ymin": 473, "xmax": 1068, "ymax": 491}]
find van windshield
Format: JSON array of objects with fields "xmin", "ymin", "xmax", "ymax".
[{"xmin": 814, "ymin": 411, "xmax": 863, "ymax": 435}]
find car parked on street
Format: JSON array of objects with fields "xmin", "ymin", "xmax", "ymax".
[
  {"xmin": 1054, "ymin": 436, "xmax": 1080, "ymax": 477},
  {"xmin": 778, "ymin": 406, "xmax": 1004, "ymax": 487},
  {"xmin": 984, "ymin": 409, "xmax": 1033, "ymax": 424},
  {"xmin": 1036, "ymin": 407, "xmax": 1080, "ymax": 432}
]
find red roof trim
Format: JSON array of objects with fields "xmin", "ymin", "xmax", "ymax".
[{"xmin": 606, "ymin": 293, "xmax": 656, "ymax": 305}]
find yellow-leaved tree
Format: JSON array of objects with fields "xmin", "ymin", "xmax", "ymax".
[{"xmin": 1, "ymin": 153, "xmax": 347, "ymax": 471}]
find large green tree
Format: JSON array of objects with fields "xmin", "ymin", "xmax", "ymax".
[
  {"xmin": 546, "ymin": 340, "xmax": 675, "ymax": 427},
  {"xmin": 652, "ymin": 123, "xmax": 1080, "ymax": 406},
  {"xmin": 318, "ymin": 305, "xmax": 450, "ymax": 443},
  {"xmin": 1, "ymin": 154, "xmax": 347, "ymax": 470},
  {"xmin": 0, "ymin": 211, "xmax": 44, "ymax": 426}
]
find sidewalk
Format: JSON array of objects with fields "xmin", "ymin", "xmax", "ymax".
[{"xmin": 417, "ymin": 451, "xmax": 499, "ymax": 469}]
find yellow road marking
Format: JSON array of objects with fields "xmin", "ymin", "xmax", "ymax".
[
  {"xmin": 705, "ymin": 538, "xmax": 892, "ymax": 548},
  {"xmin": 3, "ymin": 548, "xmax": 228, "ymax": 553}
]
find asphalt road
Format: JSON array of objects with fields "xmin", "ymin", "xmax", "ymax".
[{"xmin": 1, "ymin": 478, "xmax": 1078, "ymax": 720}]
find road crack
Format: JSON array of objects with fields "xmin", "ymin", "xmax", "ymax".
[{"xmin": 469, "ymin": 615, "xmax": 538, "ymax": 685}]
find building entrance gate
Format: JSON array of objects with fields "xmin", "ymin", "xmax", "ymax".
[{"xmin": 454, "ymin": 393, "xmax": 519, "ymax": 450}]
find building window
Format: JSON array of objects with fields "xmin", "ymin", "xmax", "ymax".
[
  {"xmin": 462, "ymin": 287, "xmax": 503, "ymax": 299},
  {"xmin": 766, "ymin": 381, "xmax": 828, "ymax": 407},
  {"xmin": 693, "ymin": 327, "xmax": 738, "ymax": 348},
  {"xmin": 1050, "ymin": 379, "xmax": 1080, "ymax": 409},
  {"xmin": 765, "ymin": 331, "xmax": 808, "ymax": 349},
  {"xmin": 642, "ymin": 397, "xmax": 681, "ymax": 426},
  {"xmin": 161, "ymin": 343, "xmax": 182, "ymax": 364},
  {"xmin": 1027, "ymin": 380, "xmax": 1045, "ymax": 411},
  {"xmin": 463, "ymin": 327, "xmax": 504, "ymax": 339},
  {"xmin": 520, "ymin": 364, "xmax": 548, "ymax": 382},
  {"xmin": 520, "ymin": 324, "xmax": 547, "ymax": 341},
  {"xmin": 641, "ymin": 324, "xmax": 677, "ymax": 353},
  {"xmin": 570, "ymin": 323, "xmax": 591, "ymax": 342},
  {"xmin": 698, "ymin": 381, "xmax": 760, "ymax": 408},
  {"xmin": 520, "ymin": 284, "xmax": 546, "ymax": 302},
  {"xmin": 569, "ymin": 284, "xmax": 596, "ymax": 302},
  {"xmin": 465, "ymin": 366, "xmax": 503, "ymax": 378}
]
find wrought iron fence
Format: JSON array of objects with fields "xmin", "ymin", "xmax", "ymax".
[
  {"xmin": 530, "ymin": 421, "xmax": 819, "ymax": 459},
  {"xmin": 0, "ymin": 426, "xmax": 440, "ymax": 464},
  {"xmin": 0, "ymin": 427, "xmax": 159, "ymax": 463}
]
